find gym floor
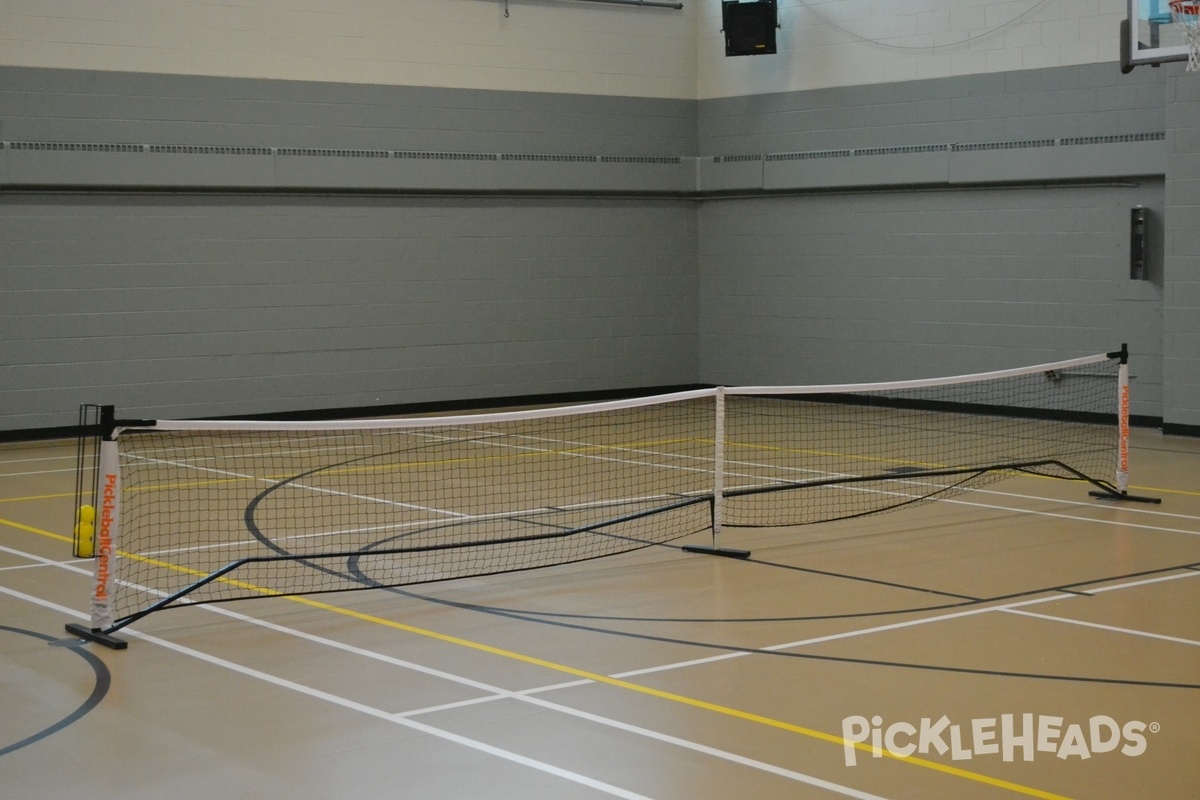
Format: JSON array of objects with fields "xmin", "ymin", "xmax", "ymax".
[{"xmin": 2, "ymin": 427, "xmax": 1198, "ymax": 799}]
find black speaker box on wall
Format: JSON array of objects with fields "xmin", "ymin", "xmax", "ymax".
[
  {"xmin": 1130, "ymin": 206, "xmax": 1147, "ymax": 280},
  {"xmin": 723, "ymin": 0, "xmax": 777, "ymax": 57}
]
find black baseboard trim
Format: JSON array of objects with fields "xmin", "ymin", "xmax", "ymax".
[
  {"xmin": 1163, "ymin": 421, "xmax": 1200, "ymax": 438},
  {"xmin": 3, "ymin": 393, "xmax": 1187, "ymax": 443},
  {"xmin": 0, "ymin": 384, "xmax": 710, "ymax": 443},
  {"xmin": 0, "ymin": 425, "xmax": 82, "ymax": 444}
]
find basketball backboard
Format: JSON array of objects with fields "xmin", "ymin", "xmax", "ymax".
[{"xmin": 1122, "ymin": 0, "xmax": 1191, "ymax": 71}]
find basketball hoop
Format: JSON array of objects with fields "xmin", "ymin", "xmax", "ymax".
[{"xmin": 1170, "ymin": 0, "xmax": 1200, "ymax": 72}]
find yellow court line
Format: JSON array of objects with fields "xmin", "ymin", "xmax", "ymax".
[
  {"xmin": 0, "ymin": 492, "xmax": 78, "ymax": 503},
  {"xmin": 4, "ymin": 476, "xmax": 1196, "ymax": 503},
  {"xmin": 111, "ymin": 443, "xmax": 707, "ymax": 493},
  {"xmin": 0, "ymin": 516, "xmax": 73, "ymax": 543},
  {"xmin": 728, "ymin": 439, "xmax": 940, "ymax": 470},
  {"xmin": 0, "ymin": 514, "xmax": 1071, "ymax": 800},
  {"xmin": 1137, "ymin": 484, "xmax": 1200, "ymax": 498},
  {"xmin": 1004, "ymin": 473, "xmax": 1200, "ymax": 498},
  {"xmin": 288, "ymin": 594, "xmax": 1074, "ymax": 800}
]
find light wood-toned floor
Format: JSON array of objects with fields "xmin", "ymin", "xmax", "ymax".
[{"xmin": 2, "ymin": 427, "xmax": 1198, "ymax": 799}]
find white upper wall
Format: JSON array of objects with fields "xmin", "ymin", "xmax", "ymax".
[
  {"xmin": 0, "ymin": 0, "xmax": 698, "ymax": 99},
  {"xmin": 698, "ymin": 0, "xmax": 1125, "ymax": 99},
  {"xmin": 0, "ymin": 0, "xmax": 1125, "ymax": 100}
]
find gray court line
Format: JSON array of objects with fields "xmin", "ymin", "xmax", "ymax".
[
  {"xmin": 598, "ymin": 570, "xmax": 1200, "ymax": 680},
  {"xmin": 0, "ymin": 560, "xmax": 891, "ymax": 800},
  {"xmin": 5, "ymin": 468, "xmax": 1194, "ymax": 797},
  {"xmin": 0, "ymin": 586, "xmax": 664, "ymax": 800},
  {"xmin": 12, "ymin": 523, "xmax": 1196, "ymax": 794},
  {"xmin": 385, "ymin": 570, "xmax": 1200, "ymax": 714}
]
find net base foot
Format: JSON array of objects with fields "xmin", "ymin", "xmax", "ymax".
[
  {"xmin": 682, "ymin": 545, "xmax": 751, "ymax": 559},
  {"xmin": 1089, "ymin": 490, "xmax": 1162, "ymax": 505},
  {"xmin": 65, "ymin": 623, "xmax": 128, "ymax": 650}
]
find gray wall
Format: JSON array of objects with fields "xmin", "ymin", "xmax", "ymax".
[
  {"xmin": 2, "ymin": 63, "xmax": 1197, "ymax": 433},
  {"xmin": 0, "ymin": 67, "xmax": 700, "ymax": 431},
  {"xmin": 698, "ymin": 185, "xmax": 1164, "ymax": 418},
  {"xmin": 1164, "ymin": 72, "xmax": 1200, "ymax": 433},
  {"xmin": 697, "ymin": 64, "xmax": 1167, "ymax": 155},
  {"xmin": 0, "ymin": 67, "xmax": 697, "ymax": 155},
  {"xmin": 696, "ymin": 63, "xmax": 1180, "ymax": 427},
  {"xmin": 1, "ymin": 194, "xmax": 697, "ymax": 428}
]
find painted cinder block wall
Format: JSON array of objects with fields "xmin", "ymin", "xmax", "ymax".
[
  {"xmin": 1, "ymin": 0, "xmax": 1196, "ymax": 432},
  {"xmin": 695, "ymin": 63, "xmax": 1173, "ymax": 422}
]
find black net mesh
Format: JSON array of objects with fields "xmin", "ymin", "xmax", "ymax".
[
  {"xmin": 97, "ymin": 355, "xmax": 1121, "ymax": 630},
  {"xmin": 721, "ymin": 358, "xmax": 1119, "ymax": 527},
  {"xmin": 109, "ymin": 395, "xmax": 716, "ymax": 625}
]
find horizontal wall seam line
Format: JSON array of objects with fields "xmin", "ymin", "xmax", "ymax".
[{"xmin": 1, "ymin": 133, "xmax": 1166, "ymax": 162}]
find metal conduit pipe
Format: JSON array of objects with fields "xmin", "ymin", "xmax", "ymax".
[
  {"xmin": 562, "ymin": 0, "xmax": 683, "ymax": 7},
  {"xmin": 504, "ymin": 0, "xmax": 683, "ymax": 14}
]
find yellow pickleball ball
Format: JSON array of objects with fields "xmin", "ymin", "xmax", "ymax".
[{"xmin": 75, "ymin": 521, "xmax": 96, "ymax": 558}]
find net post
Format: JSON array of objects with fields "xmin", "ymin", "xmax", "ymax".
[
  {"xmin": 683, "ymin": 387, "xmax": 751, "ymax": 559},
  {"xmin": 1090, "ymin": 346, "xmax": 1161, "ymax": 505},
  {"xmin": 714, "ymin": 385, "xmax": 725, "ymax": 545},
  {"xmin": 65, "ymin": 405, "xmax": 129, "ymax": 649},
  {"xmin": 1117, "ymin": 348, "xmax": 1130, "ymax": 495}
]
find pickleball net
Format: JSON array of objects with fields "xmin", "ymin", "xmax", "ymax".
[{"xmin": 71, "ymin": 348, "xmax": 1140, "ymax": 644}]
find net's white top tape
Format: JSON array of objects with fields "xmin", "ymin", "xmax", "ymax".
[
  {"xmin": 136, "ymin": 388, "xmax": 717, "ymax": 433},
  {"xmin": 134, "ymin": 352, "xmax": 1113, "ymax": 434},
  {"xmin": 730, "ymin": 352, "xmax": 1112, "ymax": 396}
]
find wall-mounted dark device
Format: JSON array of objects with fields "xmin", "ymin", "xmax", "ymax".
[
  {"xmin": 723, "ymin": 0, "xmax": 777, "ymax": 57},
  {"xmin": 1130, "ymin": 206, "xmax": 1147, "ymax": 281}
]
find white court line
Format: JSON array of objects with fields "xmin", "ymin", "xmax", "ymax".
[
  {"xmin": 917, "ymin": 493, "xmax": 1200, "ymax": 536},
  {"xmin": 8, "ymin": 458, "xmax": 1198, "ymax": 528},
  {"xmin": 346, "ymin": 429, "xmax": 1200, "ymax": 537},
  {"xmin": 418, "ymin": 597, "xmax": 1064, "ymax": 701},
  {"xmin": 138, "ymin": 491, "xmax": 700, "ymax": 559},
  {"xmin": 611, "ymin": 591, "xmax": 1078, "ymax": 679},
  {"xmin": 1001, "ymin": 608, "xmax": 1200, "ymax": 648},
  {"xmin": 128, "ymin": 452, "xmax": 470, "ymax": 518},
  {"xmin": 111, "ymin": 423, "xmax": 1200, "ymax": 562},
  {"xmin": 1087, "ymin": 569, "xmax": 1200, "ymax": 593},
  {"xmin": 0, "ymin": 546, "xmax": 81, "ymax": 567},
  {"xmin": 441, "ymin": 425, "xmax": 1200, "ymax": 525},
  {"xmin": 957, "ymin": 484, "xmax": 1200, "ymax": 521},
  {"xmin": 609, "ymin": 571, "xmax": 1200, "ymax": 680},
  {"xmin": 7, "ymin": 537, "xmax": 1196, "ymax": 796},
  {"xmin": 0, "ymin": 557, "xmax": 891, "ymax": 800},
  {"xmin": 6, "ymin": 427, "xmax": 1196, "ymax": 796},
  {"xmin": 130, "ymin": 482, "xmax": 1200, "ymax": 561},
  {"xmin": 0, "ymin": 467, "xmax": 86, "ymax": 478},
  {"xmin": 0, "ymin": 437, "xmax": 379, "ymax": 479},
  {"xmin": 0, "ymin": 561, "xmax": 66, "ymax": 573},
  {"xmin": 0, "ymin": 586, "xmax": 665, "ymax": 800}
]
